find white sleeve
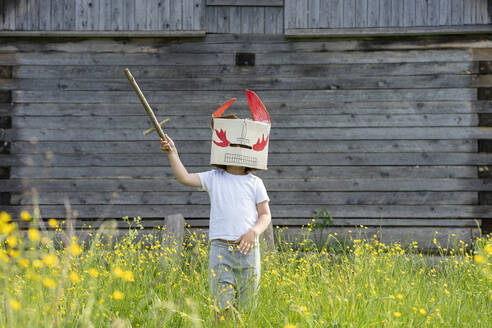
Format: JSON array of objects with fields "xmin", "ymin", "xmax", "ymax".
[
  {"xmin": 255, "ymin": 177, "xmax": 270, "ymax": 204},
  {"xmin": 198, "ymin": 170, "xmax": 215, "ymax": 192}
]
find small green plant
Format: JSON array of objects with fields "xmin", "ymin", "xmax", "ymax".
[{"xmin": 311, "ymin": 209, "xmax": 333, "ymax": 250}]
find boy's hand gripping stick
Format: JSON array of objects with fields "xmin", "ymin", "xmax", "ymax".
[{"xmin": 124, "ymin": 68, "xmax": 170, "ymax": 138}]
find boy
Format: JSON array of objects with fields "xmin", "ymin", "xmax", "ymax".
[{"xmin": 159, "ymin": 90, "xmax": 272, "ymax": 315}]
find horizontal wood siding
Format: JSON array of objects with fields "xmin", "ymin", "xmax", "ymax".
[
  {"xmin": 0, "ymin": 34, "xmax": 490, "ymax": 242},
  {"xmin": 285, "ymin": 0, "xmax": 491, "ymax": 29},
  {"xmin": 0, "ymin": 0, "xmax": 204, "ymax": 31}
]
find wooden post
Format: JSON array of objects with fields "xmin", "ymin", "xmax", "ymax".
[
  {"xmin": 162, "ymin": 213, "xmax": 185, "ymax": 255},
  {"xmin": 262, "ymin": 221, "xmax": 276, "ymax": 253}
]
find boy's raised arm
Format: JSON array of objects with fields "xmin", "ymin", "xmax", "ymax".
[{"xmin": 160, "ymin": 134, "xmax": 202, "ymax": 188}]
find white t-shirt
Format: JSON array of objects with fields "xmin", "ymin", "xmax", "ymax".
[{"xmin": 198, "ymin": 170, "xmax": 270, "ymax": 241}]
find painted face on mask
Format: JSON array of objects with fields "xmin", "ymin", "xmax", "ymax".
[{"xmin": 210, "ymin": 90, "xmax": 271, "ymax": 170}]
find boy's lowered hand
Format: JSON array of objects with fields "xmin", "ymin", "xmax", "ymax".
[{"xmin": 235, "ymin": 229, "xmax": 256, "ymax": 254}]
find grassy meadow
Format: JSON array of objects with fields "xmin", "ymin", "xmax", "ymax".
[{"xmin": 0, "ymin": 210, "xmax": 491, "ymax": 327}]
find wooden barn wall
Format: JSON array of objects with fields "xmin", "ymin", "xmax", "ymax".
[
  {"xmin": 0, "ymin": 0, "xmax": 204, "ymax": 31},
  {"xmin": 1, "ymin": 35, "xmax": 492, "ymax": 243},
  {"xmin": 205, "ymin": 0, "xmax": 283, "ymax": 34},
  {"xmin": 285, "ymin": 0, "xmax": 491, "ymax": 29}
]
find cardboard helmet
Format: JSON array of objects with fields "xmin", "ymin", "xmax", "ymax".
[{"xmin": 210, "ymin": 90, "xmax": 271, "ymax": 170}]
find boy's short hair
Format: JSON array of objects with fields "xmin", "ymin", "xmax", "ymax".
[{"xmin": 212, "ymin": 164, "xmax": 258, "ymax": 174}]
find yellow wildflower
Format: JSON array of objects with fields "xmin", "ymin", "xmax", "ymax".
[
  {"xmin": 393, "ymin": 312, "xmax": 402, "ymax": 318},
  {"xmin": 113, "ymin": 267, "xmax": 124, "ymax": 278},
  {"xmin": 111, "ymin": 290, "xmax": 124, "ymax": 300},
  {"xmin": 28, "ymin": 228, "xmax": 40, "ymax": 241},
  {"xmin": 121, "ymin": 270, "xmax": 135, "ymax": 282},
  {"xmin": 42, "ymin": 254, "xmax": 58, "ymax": 267},
  {"xmin": 6, "ymin": 235, "xmax": 17, "ymax": 247},
  {"xmin": 69, "ymin": 242, "xmax": 82, "ymax": 256},
  {"xmin": 43, "ymin": 277, "xmax": 56, "ymax": 288},
  {"xmin": 485, "ymin": 244, "xmax": 492, "ymax": 256},
  {"xmin": 0, "ymin": 211, "xmax": 11, "ymax": 222},
  {"xmin": 10, "ymin": 299, "xmax": 21, "ymax": 310},
  {"xmin": 0, "ymin": 250, "xmax": 9, "ymax": 263},
  {"xmin": 419, "ymin": 308, "xmax": 427, "ymax": 315},
  {"xmin": 1, "ymin": 222, "xmax": 14, "ymax": 235},
  {"xmin": 8, "ymin": 249, "xmax": 20, "ymax": 258},
  {"xmin": 48, "ymin": 219, "xmax": 58, "ymax": 228},
  {"xmin": 18, "ymin": 258, "xmax": 29, "ymax": 268},
  {"xmin": 285, "ymin": 324, "xmax": 296, "ymax": 328},
  {"xmin": 33, "ymin": 259, "xmax": 43, "ymax": 268},
  {"xmin": 88, "ymin": 268, "xmax": 99, "ymax": 278},
  {"xmin": 474, "ymin": 254, "xmax": 485, "ymax": 264},
  {"xmin": 396, "ymin": 294, "xmax": 404, "ymax": 300},
  {"xmin": 20, "ymin": 211, "xmax": 32, "ymax": 221},
  {"xmin": 69, "ymin": 272, "xmax": 81, "ymax": 284}
]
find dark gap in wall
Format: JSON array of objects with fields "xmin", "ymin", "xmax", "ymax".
[
  {"xmin": 0, "ymin": 167, "xmax": 10, "ymax": 179},
  {"xmin": 0, "ymin": 91, "xmax": 11, "ymax": 103},
  {"xmin": 0, "ymin": 141, "xmax": 10, "ymax": 154},
  {"xmin": 0, "ymin": 192, "xmax": 10, "ymax": 205}
]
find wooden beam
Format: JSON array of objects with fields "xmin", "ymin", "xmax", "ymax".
[
  {"xmin": 285, "ymin": 25, "xmax": 492, "ymax": 38},
  {"xmin": 0, "ymin": 30, "xmax": 206, "ymax": 38}
]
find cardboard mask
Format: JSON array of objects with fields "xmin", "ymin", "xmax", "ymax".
[{"xmin": 210, "ymin": 90, "xmax": 271, "ymax": 170}]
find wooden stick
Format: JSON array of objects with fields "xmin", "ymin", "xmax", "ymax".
[
  {"xmin": 143, "ymin": 118, "xmax": 171, "ymax": 136},
  {"xmin": 124, "ymin": 68, "xmax": 165, "ymax": 140}
]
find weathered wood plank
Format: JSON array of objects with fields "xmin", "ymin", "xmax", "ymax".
[
  {"xmin": 11, "ymin": 100, "xmax": 485, "ymax": 116},
  {"xmin": 62, "ymin": 0, "xmax": 75, "ymax": 30},
  {"xmin": 11, "ymin": 191, "xmax": 477, "ymax": 206},
  {"xmin": 146, "ymin": 0, "xmax": 159, "ymax": 30},
  {"xmin": 15, "ymin": 0, "xmax": 28, "ymax": 30},
  {"xmin": 111, "ymin": 0, "xmax": 124, "ymax": 31},
  {"xmin": 463, "ymin": 0, "xmax": 477, "ymax": 25},
  {"xmin": 3, "ymin": 204, "xmax": 492, "ymax": 219},
  {"xmin": 415, "ymin": 0, "xmax": 427, "ymax": 25},
  {"xmin": 296, "ymin": 0, "xmax": 308, "ymax": 29},
  {"xmin": 0, "ymin": 34, "xmax": 487, "ymax": 53},
  {"xmin": 6, "ymin": 127, "xmax": 492, "ymax": 141},
  {"xmin": 206, "ymin": 0, "xmax": 284, "ymax": 5},
  {"xmin": 28, "ymin": 0, "xmax": 40, "ymax": 30},
  {"xmin": 75, "ymin": 0, "xmax": 88, "ymax": 30},
  {"xmin": 13, "ymin": 62, "xmax": 475, "ymax": 79},
  {"xmin": 5, "ymin": 74, "xmax": 474, "ymax": 91},
  {"xmin": 170, "ymin": 0, "xmax": 183, "ymax": 30},
  {"xmin": 183, "ymin": 0, "xmax": 194, "ymax": 30},
  {"xmin": 329, "ymin": 0, "xmax": 344, "ymax": 27},
  {"xmin": 476, "ymin": 0, "xmax": 488, "ymax": 24},
  {"xmin": 10, "ymin": 139, "xmax": 477, "ymax": 155},
  {"xmin": 403, "ymin": 0, "xmax": 416, "ymax": 26},
  {"xmin": 51, "ymin": 0, "xmax": 64, "ymax": 30},
  {"xmin": 87, "ymin": 0, "xmax": 100, "ymax": 30},
  {"xmin": 122, "ymin": 0, "xmax": 135, "ymax": 30},
  {"xmin": 241, "ymin": 7, "xmax": 265, "ymax": 33},
  {"xmin": 158, "ymin": 0, "xmax": 171, "ymax": 30},
  {"xmin": 390, "ymin": 0, "xmax": 404, "ymax": 26},
  {"xmin": 11, "ymin": 88, "xmax": 476, "ymax": 104},
  {"xmin": 2, "ymin": 178, "xmax": 491, "ymax": 192},
  {"xmin": 379, "ymin": 0, "xmax": 392, "ymax": 26},
  {"xmin": 367, "ymin": 0, "xmax": 379, "ymax": 27},
  {"xmin": 308, "ymin": 0, "xmax": 320, "ymax": 28},
  {"xmin": 98, "ymin": 0, "xmax": 111, "ymax": 30},
  {"xmin": 4, "ymin": 152, "xmax": 492, "ymax": 167},
  {"xmin": 356, "ymin": 0, "xmax": 368, "ymax": 27},
  {"xmin": 192, "ymin": 0, "xmax": 203, "ymax": 30},
  {"xmin": 264, "ymin": 7, "xmax": 283, "ymax": 34},
  {"xmin": 135, "ymin": 0, "xmax": 147, "ymax": 30},
  {"xmin": 439, "ymin": 0, "xmax": 452, "ymax": 25},
  {"xmin": 10, "ymin": 165, "xmax": 478, "ymax": 180},
  {"xmin": 11, "ymin": 114, "xmax": 480, "ymax": 129},
  {"xmin": 343, "ymin": 0, "xmax": 356, "ymax": 27},
  {"xmin": 450, "ymin": 0, "xmax": 463, "ymax": 25},
  {"xmin": 427, "ymin": 0, "xmax": 439, "ymax": 25}
]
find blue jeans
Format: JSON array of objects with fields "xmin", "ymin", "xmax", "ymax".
[{"xmin": 209, "ymin": 238, "xmax": 260, "ymax": 311}]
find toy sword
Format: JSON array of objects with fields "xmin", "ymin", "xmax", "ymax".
[{"xmin": 124, "ymin": 68, "xmax": 169, "ymax": 139}]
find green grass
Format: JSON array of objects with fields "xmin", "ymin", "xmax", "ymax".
[{"xmin": 0, "ymin": 212, "xmax": 491, "ymax": 327}]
